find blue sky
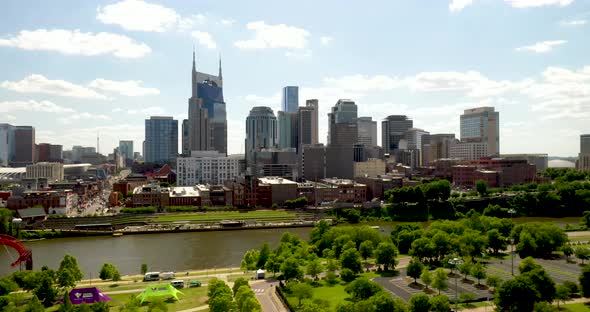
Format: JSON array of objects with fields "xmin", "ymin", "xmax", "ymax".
[{"xmin": 0, "ymin": 0, "xmax": 589, "ymax": 157}]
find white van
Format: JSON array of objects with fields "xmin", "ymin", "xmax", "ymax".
[
  {"xmin": 143, "ymin": 272, "xmax": 160, "ymax": 281},
  {"xmin": 170, "ymin": 280, "xmax": 184, "ymax": 289},
  {"xmin": 161, "ymin": 272, "xmax": 175, "ymax": 280}
]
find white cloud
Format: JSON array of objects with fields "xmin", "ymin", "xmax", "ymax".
[
  {"xmin": 505, "ymin": 0, "xmax": 574, "ymax": 8},
  {"xmin": 234, "ymin": 21, "xmax": 310, "ymax": 50},
  {"xmin": 191, "ymin": 31, "xmax": 217, "ymax": 49},
  {"xmin": 0, "ymin": 100, "xmax": 75, "ymax": 113},
  {"xmin": 560, "ymin": 19, "xmax": 587, "ymax": 26},
  {"xmin": 4, "ymin": 115, "xmax": 16, "ymax": 122},
  {"xmin": 515, "ymin": 40, "xmax": 567, "ymax": 53},
  {"xmin": 96, "ymin": 0, "xmax": 180, "ymax": 32},
  {"xmin": 220, "ymin": 19, "xmax": 236, "ymax": 26},
  {"xmin": 178, "ymin": 14, "xmax": 208, "ymax": 32},
  {"xmin": 449, "ymin": 0, "xmax": 474, "ymax": 12},
  {"xmin": 285, "ymin": 49, "xmax": 312, "ymax": 59},
  {"xmin": 125, "ymin": 106, "xmax": 166, "ymax": 115},
  {"xmin": 59, "ymin": 112, "xmax": 111, "ymax": 124},
  {"xmin": 88, "ymin": 79, "xmax": 160, "ymax": 96},
  {"xmin": 320, "ymin": 36, "xmax": 334, "ymax": 46},
  {"xmin": 1, "ymin": 74, "xmax": 107, "ymax": 99},
  {"xmin": 0, "ymin": 29, "xmax": 151, "ymax": 58}
]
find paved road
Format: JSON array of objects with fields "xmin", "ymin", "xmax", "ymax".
[{"xmin": 251, "ymin": 279, "xmax": 288, "ymax": 312}]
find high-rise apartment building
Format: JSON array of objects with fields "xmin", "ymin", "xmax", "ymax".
[
  {"xmin": 328, "ymin": 99, "xmax": 358, "ymax": 147},
  {"xmin": 181, "ymin": 119, "xmax": 189, "ymax": 155},
  {"xmin": 245, "ymin": 107, "xmax": 278, "ymax": 167},
  {"xmin": 144, "ymin": 116, "xmax": 178, "ymax": 164},
  {"xmin": 305, "ymin": 99, "xmax": 319, "ymax": 144},
  {"xmin": 13, "ymin": 126, "xmax": 35, "ymax": 167},
  {"xmin": 460, "ymin": 107, "xmax": 500, "ymax": 156},
  {"xmin": 281, "ymin": 86, "xmax": 299, "ymax": 113},
  {"xmin": 0, "ymin": 124, "xmax": 15, "ymax": 167},
  {"xmin": 578, "ymin": 134, "xmax": 590, "ymax": 171},
  {"xmin": 187, "ymin": 51, "xmax": 227, "ymax": 154},
  {"xmin": 382, "ymin": 115, "xmax": 413, "ymax": 155},
  {"xmin": 118, "ymin": 140, "xmax": 134, "ymax": 161},
  {"xmin": 357, "ymin": 117, "xmax": 377, "ymax": 146}
]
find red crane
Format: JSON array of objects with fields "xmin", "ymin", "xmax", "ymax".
[{"xmin": 0, "ymin": 234, "xmax": 33, "ymax": 270}]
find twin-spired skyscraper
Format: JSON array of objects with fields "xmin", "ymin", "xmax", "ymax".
[{"xmin": 184, "ymin": 50, "xmax": 227, "ymax": 156}]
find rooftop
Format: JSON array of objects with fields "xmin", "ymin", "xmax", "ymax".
[{"xmin": 258, "ymin": 177, "xmax": 297, "ymax": 185}]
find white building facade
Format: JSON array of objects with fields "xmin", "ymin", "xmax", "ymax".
[{"xmin": 177, "ymin": 151, "xmax": 239, "ymax": 186}]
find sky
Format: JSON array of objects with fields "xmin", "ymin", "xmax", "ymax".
[{"xmin": 0, "ymin": 0, "xmax": 589, "ymax": 157}]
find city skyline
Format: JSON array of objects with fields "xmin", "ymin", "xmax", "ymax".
[{"xmin": 0, "ymin": 0, "xmax": 589, "ymax": 157}]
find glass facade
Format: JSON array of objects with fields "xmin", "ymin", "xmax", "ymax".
[
  {"xmin": 281, "ymin": 86, "xmax": 299, "ymax": 113},
  {"xmin": 144, "ymin": 117, "xmax": 178, "ymax": 164}
]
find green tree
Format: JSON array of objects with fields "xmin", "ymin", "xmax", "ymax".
[
  {"xmin": 0, "ymin": 208, "xmax": 13, "ymax": 235},
  {"xmin": 458, "ymin": 262, "xmax": 473, "ymax": 281},
  {"xmin": 340, "ymin": 248, "xmax": 362, "ymax": 274},
  {"xmin": 25, "ymin": 295, "xmax": 45, "ymax": 312},
  {"xmin": 519, "ymin": 257, "xmax": 542, "ymax": 274},
  {"xmin": 141, "ymin": 264, "xmax": 148, "ymax": 275},
  {"xmin": 420, "ymin": 269, "xmax": 432, "ymax": 290},
  {"xmin": 34, "ymin": 270, "xmax": 58, "ymax": 307},
  {"xmin": 280, "ymin": 257, "xmax": 303, "ymax": 281},
  {"xmin": 340, "ymin": 268, "xmax": 356, "ymax": 283},
  {"xmin": 432, "ymin": 268, "xmax": 448, "ymax": 295},
  {"xmin": 495, "ymin": 277, "xmax": 540, "ymax": 312},
  {"xmin": 99, "ymin": 263, "xmax": 116, "ymax": 280},
  {"xmin": 429, "ymin": 295, "xmax": 450, "ymax": 312},
  {"xmin": 235, "ymin": 285, "xmax": 255, "ymax": 311},
  {"xmin": 562, "ymin": 245, "xmax": 574, "ymax": 261},
  {"xmin": 470, "ymin": 263, "xmax": 487, "ymax": 285},
  {"xmin": 241, "ymin": 249, "xmax": 260, "ymax": 272},
  {"xmin": 486, "ymin": 274, "xmax": 502, "ymax": 291},
  {"xmin": 57, "ymin": 254, "xmax": 83, "ymax": 288},
  {"xmin": 306, "ymin": 258, "xmax": 324, "ymax": 280},
  {"xmin": 257, "ymin": 243, "xmax": 271, "ymax": 269},
  {"xmin": 207, "ymin": 278, "xmax": 232, "ymax": 299},
  {"xmin": 575, "ymin": 247, "xmax": 590, "ymax": 264},
  {"xmin": 487, "ymin": 229, "xmax": 508, "ymax": 255},
  {"xmin": 291, "ymin": 283, "xmax": 313, "ymax": 305},
  {"xmin": 359, "ymin": 240, "xmax": 374, "ymax": 262},
  {"xmin": 555, "ymin": 284, "xmax": 570, "ymax": 308},
  {"xmin": 344, "ymin": 277, "xmax": 382, "ymax": 301},
  {"xmin": 579, "ymin": 265, "xmax": 590, "ymax": 297},
  {"xmin": 208, "ymin": 293, "xmax": 236, "ymax": 312},
  {"xmin": 112, "ymin": 270, "xmax": 121, "ymax": 282},
  {"xmin": 264, "ymin": 253, "xmax": 281, "ymax": 276},
  {"xmin": 475, "ymin": 180, "xmax": 488, "ymax": 197},
  {"xmin": 58, "ymin": 291, "xmax": 73, "ymax": 312},
  {"xmin": 241, "ymin": 296, "xmax": 262, "ymax": 312},
  {"xmin": 375, "ymin": 241, "xmax": 398, "ymax": 271},
  {"xmin": 147, "ymin": 298, "xmax": 168, "ymax": 312},
  {"xmin": 232, "ymin": 277, "xmax": 249, "ymax": 296},
  {"xmin": 370, "ymin": 292, "xmax": 406, "ymax": 312},
  {"xmin": 406, "ymin": 259, "xmax": 424, "ymax": 284},
  {"xmin": 408, "ymin": 293, "xmax": 431, "ymax": 312},
  {"xmin": 522, "ymin": 268, "xmax": 556, "ymax": 303},
  {"xmin": 0, "ymin": 277, "xmax": 18, "ymax": 296}
]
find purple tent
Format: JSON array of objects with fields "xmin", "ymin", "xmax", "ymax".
[{"xmin": 68, "ymin": 287, "xmax": 112, "ymax": 305}]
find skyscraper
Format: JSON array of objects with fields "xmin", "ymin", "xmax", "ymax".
[
  {"xmin": 578, "ymin": 134, "xmax": 590, "ymax": 171},
  {"xmin": 187, "ymin": 50, "xmax": 227, "ymax": 154},
  {"xmin": 305, "ymin": 99, "xmax": 319, "ymax": 144},
  {"xmin": 281, "ymin": 86, "xmax": 299, "ymax": 113},
  {"xmin": 277, "ymin": 111, "xmax": 298, "ymax": 150},
  {"xmin": 181, "ymin": 119, "xmax": 189, "ymax": 155},
  {"xmin": 144, "ymin": 116, "xmax": 178, "ymax": 164},
  {"xmin": 382, "ymin": 115, "xmax": 413, "ymax": 155},
  {"xmin": 459, "ymin": 107, "xmax": 500, "ymax": 156},
  {"xmin": 245, "ymin": 107, "xmax": 277, "ymax": 167},
  {"xmin": 13, "ymin": 126, "xmax": 35, "ymax": 167},
  {"xmin": 357, "ymin": 117, "xmax": 377, "ymax": 146},
  {"xmin": 328, "ymin": 99, "xmax": 358, "ymax": 147},
  {"xmin": 0, "ymin": 124, "xmax": 15, "ymax": 167},
  {"xmin": 298, "ymin": 106, "xmax": 315, "ymax": 151},
  {"xmin": 118, "ymin": 140, "xmax": 134, "ymax": 161}
]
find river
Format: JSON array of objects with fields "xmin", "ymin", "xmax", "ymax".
[{"xmin": 0, "ymin": 227, "xmax": 313, "ymax": 277}]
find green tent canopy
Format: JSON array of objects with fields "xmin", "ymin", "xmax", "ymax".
[{"xmin": 137, "ymin": 283, "xmax": 183, "ymax": 303}]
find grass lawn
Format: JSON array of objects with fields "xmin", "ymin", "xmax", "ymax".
[
  {"xmin": 565, "ymin": 303, "xmax": 590, "ymax": 311},
  {"xmin": 286, "ymin": 281, "xmax": 349, "ymax": 311},
  {"xmin": 154, "ymin": 211, "xmax": 297, "ymax": 223},
  {"xmin": 107, "ymin": 286, "xmax": 208, "ymax": 312}
]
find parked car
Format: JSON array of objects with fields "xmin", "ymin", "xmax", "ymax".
[
  {"xmin": 189, "ymin": 281, "xmax": 202, "ymax": 288},
  {"xmin": 161, "ymin": 272, "xmax": 175, "ymax": 280},
  {"xmin": 170, "ymin": 280, "xmax": 185, "ymax": 289}
]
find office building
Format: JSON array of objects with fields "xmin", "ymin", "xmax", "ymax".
[
  {"xmin": 357, "ymin": 117, "xmax": 377, "ymax": 146},
  {"xmin": 328, "ymin": 99, "xmax": 358, "ymax": 147},
  {"xmin": 187, "ymin": 51, "xmax": 227, "ymax": 154},
  {"xmin": 305, "ymin": 99, "xmax": 319, "ymax": 144},
  {"xmin": 118, "ymin": 140, "xmax": 134, "ymax": 161},
  {"xmin": 298, "ymin": 106, "xmax": 315, "ymax": 151},
  {"xmin": 450, "ymin": 142, "xmax": 488, "ymax": 160},
  {"xmin": 501, "ymin": 154, "xmax": 548, "ymax": 172},
  {"xmin": 181, "ymin": 119, "xmax": 189, "ymax": 155},
  {"xmin": 36, "ymin": 143, "xmax": 62, "ymax": 163},
  {"xmin": 460, "ymin": 107, "xmax": 500, "ymax": 156},
  {"xmin": 403, "ymin": 128, "xmax": 430, "ymax": 166},
  {"xmin": 354, "ymin": 158, "xmax": 386, "ymax": 177},
  {"xmin": 578, "ymin": 134, "xmax": 590, "ymax": 171},
  {"xmin": 26, "ymin": 162, "xmax": 64, "ymax": 181},
  {"xmin": 281, "ymin": 86, "xmax": 299, "ymax": 113},
  {"xmin": 452, "ymin": 159, "xmax": 536, "ymax": 187},
  {"xmin": 0, "ymin": 124, "xmax": 16, "ymax": 167},
  {"xmin": 13, "ymin": 126, "xmax": 35, "ymax": 167},
  {"xmin": 277, "ymin": 111, "xmax": 298, "ymax": 150},
  {"xmin": 300, "ymin": 144, "xmax": 354, "ymax": 180},
  {"xmin": 245, "ymin": 107, "xmax": 278, "ymax": 167},
  {"xmin": 251, "ymin": 148, "xmax": 298, "ymax": 179},
  {"xmin": 422, "ymin": 134, "xmax": 456, "ymax": 165},
  {"xmin": 176, "ymin": 151, "xmax": 239, "ymax": 186},
  {"xmin": 71, "ymin": 146, "xmax": 96, "ymax": 163},
  {"xmin": 144, "ymin": 116, "xmax": 178, "ymax": 164},
  {"xmin": 382, "ymin": 115, "xmax": 413, "ymax": 155}
]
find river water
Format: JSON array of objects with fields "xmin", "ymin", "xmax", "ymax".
[{"xmin": 0, "ymin": 227, "xmax": 312, "ymax": 277}]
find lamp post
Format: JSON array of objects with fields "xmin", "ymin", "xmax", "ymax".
[
  {"xmin": 449, "ymin": 257, "xmax": 464, "ymax": 311},
  {"xmin": 508, "ymin": 208, "xmax": 516, "ymax": 276}
]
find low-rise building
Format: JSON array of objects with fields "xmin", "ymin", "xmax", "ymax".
[
  {"xmin": 500, "ymin": 154, "xmax": 548, "ymax": 172},
  {"xmin": 132, "ymin": 184, "xmax": 233, "ymax": 208},
  {"xmin": 177, "ymin": 151, "xmax": 240, "ymax": 186},
  {"xmin": 452, "ymin": 158, "xmax": 535, "ymax": 187},
  {"xmin": 354, "ymin": 158, "xmax": 386, "ymax": 177},
  {"xmin": 7, "ymin": 190, "xmax": 77, "ymax": 215},
  {"xmin": 354, "ymin": 176, "xmax": 403, "ymax": 200},
  {"xmin": 297, "ymin": 179, "xmax": 367, "ymax": 204},
  {"xmin": 257, "ymin": 177, "xmax": 298, "ymax": 206},
  {"xmin": 26, "ymin": 162, "xmax": 64, "ymax": 182}
]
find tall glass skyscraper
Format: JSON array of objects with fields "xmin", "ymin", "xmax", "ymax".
[
  {"xmin": 328, "ymin": 99, "xmax": 358, "ymax": 147},
  {"xmin": 245, "ymin": 107, "xmax": 277, "ymax": 167},
  {"xmin": 188, "ymin": 51, "xmax": 227, "ymax": 154},
  {"xmin": 144, "ymin": 116, "xmax": 178, "ymax": 164},
  {"xmin": 460, "ymin": 107, "xmax": 500, "ymax": 156},
  {"xmin": 382, "ymin": 115, "xmax": 413, "ymax": 155},
  {"xmin": 118, "ymin": 140, "xmax": 134, "ymax": 161},
  {"xmin": 281, "ymin": 86, "xmax": 299, "ymax": 113}
]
